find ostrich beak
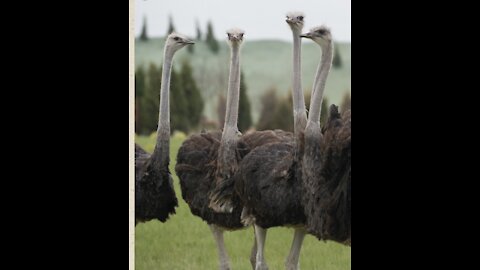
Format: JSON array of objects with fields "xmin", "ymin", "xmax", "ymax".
[
  {"xmin": 230, "ymin": 35, "xmax": 243, "ymax": 42},
  {"xmin": 300, "ymin": 32, "xmax": 312, "ymax": 39},
  {"xmin": 184, "ymin": 40, "xmax": 195, "ymax": 45},
  {"xmin": 286, "ymin": 18, "xmax": 292, "ymax": 23}
]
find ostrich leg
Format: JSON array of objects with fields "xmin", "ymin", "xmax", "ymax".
[
  {"xmin": 209, "ymin": 224, "xmax": 231, "ymax": 270},
  {"xmin": 285, "ymin": 228, "xmax": 306, "ymax": 270},
  {"xmin": 254, "ymin": 225, "xmax": 269, "ymax": 270},
  {"xmin": 250, "ymin": 230, "xmax": 258, "ymax": 269}
]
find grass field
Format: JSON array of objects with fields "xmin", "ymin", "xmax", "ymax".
[
  {"xmin": 135, "ymin": 38, "xmax": 351, "ymax": 123},
  {"xmin": 135, "ymin": 133, "xmax": 351, "ymax": 269}
]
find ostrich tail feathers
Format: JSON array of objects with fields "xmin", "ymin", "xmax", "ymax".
[
  {"xmin": 240, "ymin": 207, "xmax": 255, "ymax": 226},
  {"xmin": 208, "ymin": 178, "xmax": 236, "ymax": 213}
]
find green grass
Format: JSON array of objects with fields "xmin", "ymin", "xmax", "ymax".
[
  {"xmin": 135, "ymin": 38, "xmax": 351, "ymax": 124},
  {"xmin": 135, "ymin": 134, "xmax": 351, "ymax": 269}
]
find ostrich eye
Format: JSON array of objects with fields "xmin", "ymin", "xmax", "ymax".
[
  {"xmin": 297, "ymin": 16, "xmax": 304, "ymax": 20},
  {"xmin": 173, "ymin": 37, "xmax": 180, "ymax": 41},
  {"xmin": 239, "ymin": 33, "xmax": 244, "ymax": 38},
  {"xmin": 317, "ymin": 29, "xmax": 326, "ymax": 35},
  {"xmin": 227, "ymin": 33, "xmax": 232, "ymax": 38}
]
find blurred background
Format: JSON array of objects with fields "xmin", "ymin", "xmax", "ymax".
[
  {"xmin": 134, "ymin": 0, "xmax": 351, "ymax": 269},
  {"xmin": 135, "ymin": 0, "xmax": 351, "ymax": 135}
]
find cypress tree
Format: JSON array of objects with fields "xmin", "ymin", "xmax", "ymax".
[
  {"xmin": 256, "ymin": 88, "xmax": 279, "ymax": 131},
  {"xmin": 141, "ymin": 63, "xmax": 162, "ymax": 134},
  {"xmin": 205, "ymin": 20, "xmax": 219, "ymax": 53},
  {"xmin": 179, "ymin": 61, "xmax": 204, "ymax": 129},
  {"xmin": 238, "ymin": 71, "xmax": 252, "ymax": 132},
  {"xmin": 135, "ymin": 66, "xmax": 146, "ymax": 133},
  {"xmin": 340, "ymin": 92, "xmax": 351, "ymax": 114},
  {"xmin": 140, "ymin": 16, "xmax": 148, "ymax": 41},
  {"xmin": 170, "ymin": 68, "xmax": 190, "ymax": 133},
  {"xmin": 195, "ymin": 19, "xmax": 202, "ymax": 40},
  {"xmin": 167, "ymin": 15, "xmax": 175, "ymax": 35},
  {"xmin": 333, "ymin": 43, "xmax": 342, "ymax": 68}
]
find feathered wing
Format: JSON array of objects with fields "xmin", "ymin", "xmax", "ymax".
[
  {"xmin": 176, "ymin": 129, "xmax": 294, "ymax": 226},
  {"xmin": 176, "ymin": 131, "xmax": 221, "ymax": 208},
  {"xmin": 135, "ymin": 143, "xmax": 178, "ymax": 224},
  {"xmin": 208, "ymin": 130, "xmax": 294, "ymax": 213},
  {"xmin": 135, "ymin": 143, "xmax": 150, "ymax": 178},
  {"xmin": 234, "ymin": 141, "xmax": 306, "ymax": 228},
  {"xmin": 175, "ymin": 131, "xmax": 246, "ymax": 228}
]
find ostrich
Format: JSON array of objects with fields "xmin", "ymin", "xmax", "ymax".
[
  {"xmin": 234, "ymin": 14, "xmax": 330, "ymax": 270},
  {"xmin": 301, "ymin": 27, "xmax": 351, "ymax": 244},
  {"xmin": 175, "ymin": 28, "xmax": 255, "ymax": 270},
  {"xmin": 135, "ymin": 33, "xmax": 194, "ymax": 225},
  {"xmin": 208, "ymin": 27, "xmax": 247, "ymax": 214}
]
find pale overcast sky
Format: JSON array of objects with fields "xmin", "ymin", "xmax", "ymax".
[{"xmin": 134, "ymin": 0, "xmax": 351, "ymax": 42}]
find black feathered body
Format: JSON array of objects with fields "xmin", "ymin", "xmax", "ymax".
[
  {"xmin": 234, "ymin": 141, "xmax": 306, "ymax": 229},
  {"xmin": 135, "ymin": 143, "xmax": 178, "ymax": 224},
  {"xmin": 210, "ymin": 129, "xmax": 294, "ymax": 209},
  {"xmin": 175, "ymin": 130, "xmax": 291, "ymax": 229},
  {"xmin": 303, "ymin": 106, "xmax": 351, "ymax": 245}
]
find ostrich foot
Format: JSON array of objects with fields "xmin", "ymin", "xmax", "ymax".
[
  {"xmin": 255, "ymin": 262, "xmax": 269, "ymax": 270},
  {"xmin": 219, "ymin": 263, "xmax": 231, "ymax": 270},
  {"xmin": 250, "ymin": 256, "xmax": 256, "ymax": 270},
  {"xmin": 250, "ymin": 236, "xmax": 257, "ymax": 269},
  {"xmin": 285, "ymin": 262, "xmax": 300, "ymax": 270}
]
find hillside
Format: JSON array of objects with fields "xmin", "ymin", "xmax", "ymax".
[{"xmin": 135, "ymin": 37, "xmax": 351, "ymax": 124}]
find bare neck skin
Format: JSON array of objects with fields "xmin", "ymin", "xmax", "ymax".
[
  {"xmin": 291, "ymin": 28, "xmax": 307, "ymax": 135},
  {"xmin": 305, "ymin": 41, "xmax": 333, "ymax": 137},
  {"xmin": 222, "ymin": 44, "xmax": 241, "ymax": 140},
  {"xmin": 152, "ymin": 46, "xmax": 175, "ymax": 167},
  {"xmin": 309, "ymin": 57, "xmax": 322, "ymax": 108},
  {"xmin": 306, "ymin": 41, "xmax": 334, "ymax": 132}
]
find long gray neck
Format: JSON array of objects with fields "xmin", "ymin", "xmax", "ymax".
[
  {"xmin": 309, "ymin": 56, "xmax": 322, "ymax": 108},
  {"xmin": 308, "ymin": 41, "xmax": 333, "ymax": 125},
  {"xmin": 291, "ymin": 29, "xmax": 307, "ymax": 135},
  {"xmin": 152, "ymin": 46, "xmax": 175, "ymax": 166},
  {"xmin": 223, "ymin": 44, "xmax": 241, "ymax": 134}
]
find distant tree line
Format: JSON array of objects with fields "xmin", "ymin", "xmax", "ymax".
[
  {"xmin": 135, "ymin": 61, "xmax": 204, "ymax": 135},
  {"xmin": 137, "ymin": 16, "xmax": 347, "ymax": 133},
  {"xmin": 140, "ymin": 15, "xmax": 346, "ymax": 65},
  {"xmin": 139, "ymin": 16, "xmax": 221, "ymax": 54},
  {"xmin": 256, "ymin": 89, "xmax": 351, "ymax": 132},
  {"xmin": 256, "ymin": 89, "xmax": 330, "ymax": 132}
]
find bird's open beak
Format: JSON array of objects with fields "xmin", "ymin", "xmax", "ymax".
[
  {"xmin": 300, "ymin": 33, "xmax": 312, "ymax": 39},
  {"xmin": 184, "ymin": 40, "xmax": 195, "ymax": 45}
]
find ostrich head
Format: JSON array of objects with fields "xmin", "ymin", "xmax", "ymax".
[
  {"xmin": 226, "ymin": 28, "xmax": 245, "ymax": 47},
  {"xmin": 301, "ymin": 25, "xmax": 332, "ymax": 47},
  {"xmin": 165, "ymin": 32, "xmax": 194, "ymax": 52},
  {"xmin": 286, "ymin": 11, "xmax": 305, "ymax": 31}
]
